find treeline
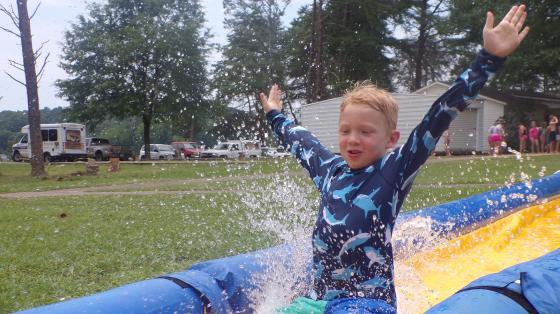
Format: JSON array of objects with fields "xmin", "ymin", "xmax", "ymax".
[
  {"xmin": 5, "ymin": 0, "xmax": 559, "ymax": 155},
  {"xmin": 0, "ymin": 106, "xmax": 256, "ymax": 155},
  {"xmin": 0, "ymin": 108, "xmax": 65, "ymax": 155}
]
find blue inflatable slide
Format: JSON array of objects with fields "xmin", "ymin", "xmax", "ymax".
[{"xmin": 17, "ymin": 173, "xmax": 560, "ymax": 313}]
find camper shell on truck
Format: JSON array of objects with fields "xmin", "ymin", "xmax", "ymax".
[
  {"xmin": 12, "ymin": 123, "xmax": 87, "ymax": 162},
  {"xmin": 200, "ymin": 140, "xmax": 261, "ymax": 158}
]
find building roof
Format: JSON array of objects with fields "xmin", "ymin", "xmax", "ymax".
[
  {"xmin": 414, "ymin": 82, "xmax": 506, "ymax": 106},
  {"xmin": 481, "ymin": 88, "xmax": 560, "ymax": 109}
]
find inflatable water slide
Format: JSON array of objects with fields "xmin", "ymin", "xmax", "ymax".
[{"xmin": 17, "ymin": 173, "xmax": 560, "ymax": 313}]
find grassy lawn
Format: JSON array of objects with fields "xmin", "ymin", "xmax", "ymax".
[
  {"xmin": 0, "ymin": 194, "xmax": 280, "ymax": 312},
  {"xmin": 0, "ymin": 159, "xmax": 300, "ymax": 194},
  {"xmin": 1, "ymin": 155, "xmax": 559, "ymax": 312}
]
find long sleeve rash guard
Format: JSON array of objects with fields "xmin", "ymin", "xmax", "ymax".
[{"xmin": 266, "ymin": 50, "xmax": 505, "ymax": 307}]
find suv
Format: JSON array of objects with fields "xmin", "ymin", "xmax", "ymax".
[
  {"xmin": 171, "ymin": 141, "xmax": 202, "ymax": 159},
  {"xmin": 139, "ymin": 144, "xmax": 176, "ymax": 160}
]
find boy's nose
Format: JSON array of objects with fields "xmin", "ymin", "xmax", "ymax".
[{"xmin": 348, "ymin": 132, "xmax": 360, "ymax": 144}]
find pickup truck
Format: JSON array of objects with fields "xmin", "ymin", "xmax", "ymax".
[
  {"xmin": 86, "ymin": 137, "xmax": 134, "ymax": 161},
  {"xmin": 200, "ymin": 140, "xmax": 261, "ymax": 158}
]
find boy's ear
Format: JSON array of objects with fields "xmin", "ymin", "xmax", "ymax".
[{"xmin": 386, "ymin": 130, "xmax": 400, "ymax": 149}]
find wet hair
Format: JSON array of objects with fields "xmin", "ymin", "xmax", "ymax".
[{"xmin": 340, "ymin": 81, "xmax": 399, "ymax": 131}]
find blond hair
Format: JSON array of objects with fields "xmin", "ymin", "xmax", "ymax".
[{"xmin": 340, "ymin": 82, "xmax": 399, "ymax": 131}]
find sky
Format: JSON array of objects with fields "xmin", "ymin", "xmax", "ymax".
[{"xmin": 0, "ymin": 0, "xmax": 311, "ymax": 111}]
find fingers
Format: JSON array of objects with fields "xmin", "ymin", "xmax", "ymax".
[
  {"xmin": 515, "ymin": 9, "xmax": 527, "ymax": 32},
  {"xmin": 484, "ymin": 11, "xmax": 494, "ymax": 31},
  {"xmin": 503, "ymin": 5, "xmax": 518, "ymax": 23},
  {"xmin": 259, "ymin": 92, "xmax": 267, "ymax": 106},
  {"xmin": 271, "ymin": 84, "xmax": 281, "ymax": 101},
  {"xmin": 511, "ymin": 4, "xmax": 526, "ymax": 25},
  {"xmin": 518, "ymin": 26, "xmax": 530, "ymax": 42}
]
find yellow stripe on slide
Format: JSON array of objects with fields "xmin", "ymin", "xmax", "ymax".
[{"xmin": 399, "ymin": 197, "xmax": 560, "ymax": 312}]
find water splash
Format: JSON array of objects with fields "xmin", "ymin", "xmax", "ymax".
[{"xmin": 232, "ymin": 172, "xmax": 317, "ymax": 311}]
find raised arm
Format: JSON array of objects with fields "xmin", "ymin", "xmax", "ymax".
[
  {"xmin": 390, "ymin": 5, "xmax": 530, "ymax": 189},
  {"xmin": 260, "ymin": 85, "xmax": 342, "ymax": 190}
]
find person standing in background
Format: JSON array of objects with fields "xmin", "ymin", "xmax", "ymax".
[
  {"xmin": 518, "ymin": 122, "xmax": 528, "ymax": 153},
  {"xmin": 539, "ymin": 121, "xmax": 547, "ymax": 153},
  {"xmin": 528, "ymin": 120, "xmax": 540, "ymax": 153},
  {"xmin": 547, "ymin": 115, "xmax": 558, "ymax": 153}
]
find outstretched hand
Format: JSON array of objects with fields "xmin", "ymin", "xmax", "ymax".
[
  {"xmin": 483, "ymin": 5, "xmax": 530, "ymax": 57},
  {"xmin": 259, "ymin": 84, "xmax": 283, "ymax": 114}
]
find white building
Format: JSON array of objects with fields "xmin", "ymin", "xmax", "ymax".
[{"xmin": 300, "ymin": 82, "xmax": 506, "ymax": 154}]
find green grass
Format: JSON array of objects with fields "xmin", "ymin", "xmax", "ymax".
[
  {"xmin": 0, "ymin": 159, "xmax": 300, "ymax": 194},
  {"xmin": 1, "ymin": 154, "xmax": 560, "ymax": 312},
  {"xmin": 0, "ymin": 194, "xmax": 278, "ymax": 312}
]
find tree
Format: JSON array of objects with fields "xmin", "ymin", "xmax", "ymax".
[
  {"xmin": 213, "ymin": 0, "xmax": 289, "ymax": 140},
  {"xmin": 1, "ymin": 0, "xmax": 48, "ymax": 176},
  {"xmin": 322, "ymin": 0, "xmax": 394, "ymax": 92},
  {"xmin": 286, "ymin": 0, "xmax": 395, "ymax": 103},
  {"xmin": 390, "ymin": 0, "xmax": 455, "ymax": 91},
  {"xmin": 57, "ymin": 0, "xmax": 210, "ymax": 159},
  {"xmin": 447, "ymin": 0, "xmax": 560, "ymax": 93},
  {"xmin": 306, "ymin": 0, "xmax": 325, "ymax": 102}
]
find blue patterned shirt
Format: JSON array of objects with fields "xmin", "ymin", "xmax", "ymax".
[{"xmin": 266, "ymin": 50, "xmax": 505, "ymax": 306}]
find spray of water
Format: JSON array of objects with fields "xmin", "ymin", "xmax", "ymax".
[{"xmin": 232, "ymin": 171, "xmax": 318, "ymax": 311}]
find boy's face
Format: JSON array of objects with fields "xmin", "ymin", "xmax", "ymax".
[{"xmin": 338, "ymin": 104, "xmax": 400, "ymax": 170}]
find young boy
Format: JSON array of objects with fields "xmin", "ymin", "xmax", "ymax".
[{"xmin": 260, "ymin": 5, "xmax": 529, "ymax": 313}]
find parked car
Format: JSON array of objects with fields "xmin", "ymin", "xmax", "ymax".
[
  {"xmin": 200, "ymin": 140, "xmax": 261, "ymax": 158},
  {"xmin": 86, "ymin": 137, "xmax": 134, "ymax": 161},
  {"xmin": 139, "ymin": 144, "xmax": 176, "ymax": 160},
  {"xmin": 170, "ymin": 141, "xmax": 202, "ymax": 159},
  {"xmin": 262, "ymin": 146, "xmax": 291, "ymax": 158}
]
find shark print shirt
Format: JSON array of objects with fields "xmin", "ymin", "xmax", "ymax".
[{"xmin": 266, "ymin": 50, "xmax": 505, "ymax": 306}]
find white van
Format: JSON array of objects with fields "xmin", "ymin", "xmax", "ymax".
[{"xmin": 12, "ymin": 123, "xmax": 87, "ymax": 162}]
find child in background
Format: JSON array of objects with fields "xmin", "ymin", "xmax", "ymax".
[
  {"xmin": 260, "ymin": 5, "xmax": 529, "ymax": 314},
  {"xmin": 540, "ymin": 121, "xmax": 548, "ymax": 153},
  {"xmin": 529, "ymin": 120, "xmax": 540, "ymax": 153},
  {"xmin": 547, "ymin": 115, "xmax": 558, "ymax": 153},
  {"xmin": 518, "ymin": 122, "xmax": 528, "ymax": 153}
]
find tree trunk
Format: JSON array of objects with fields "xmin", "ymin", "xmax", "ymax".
[
  {"xmin": 142, "ymin": 112, "xmax": 152, "ymax": 160},
  {"xmin": 306, "ymin": 0, "xmax": 324, "ymax": 103},
  {"xmin": 17, "ymin": 0, "xmax": 45, "ymax": 177},
  {"xmin": 413, "ymin": 0, "xmax": 429, "ymax": 91}
]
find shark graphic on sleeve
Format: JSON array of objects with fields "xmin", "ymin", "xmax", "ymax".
[
  {"xmin": 388, "ymin": 191, "xmax": 399, "ymax": 218},
  {"xmin": 312, "ymin": 175, "xmax": 322, "ymax": 188},
  {"xmin": 411, "ymin": 130, "xmax": 418, "ymax": 154},
  {"xmin": 320, "ymin": 155, "xmax": 339, "ymax": 167},
  {"xmin": 288, "ymin": 125, "xmax": 307, "ymax": 135},
  {"xmin": 380, "ymin": 151, "xmax": 395, "ymax": 169},
  {"xmin": 422, "ymin": 131, "xmax": 437, "ymax": 152},
  {"xmin": 302, "ymin": 147, "xmax": 314, "ymax": 167}
]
